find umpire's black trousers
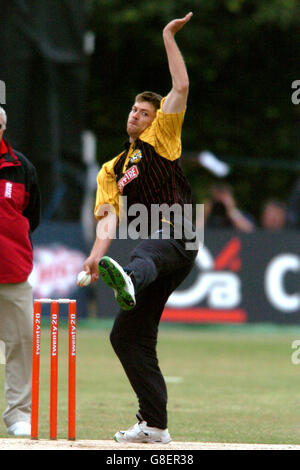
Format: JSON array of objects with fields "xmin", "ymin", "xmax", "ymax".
[{"xmin": 110, "ymin": 231, "xmax": 197, "ymax": 429}]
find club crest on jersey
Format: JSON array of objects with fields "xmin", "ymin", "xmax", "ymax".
[
  {"xmin": 129, "ymin": 149, "xmax": 143, "ymax": 164},
  {"xmin": 118, "ymin": 165, "xmax": 139, "ymax": 193}
]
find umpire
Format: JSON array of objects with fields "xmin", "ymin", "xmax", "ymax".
[
  {"xmin": 0, "ymin": 106, "xmax": 40, "ymax": 436},
  {"xmin": 81, "ymin": 13, "xmax": 197, "ymax": 444}
]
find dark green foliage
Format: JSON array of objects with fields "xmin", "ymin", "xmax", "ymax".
[{"xmin": 87, "ymin": 0, "xmax": 300, "ymax": 218}]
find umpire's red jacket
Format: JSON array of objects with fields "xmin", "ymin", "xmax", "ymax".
[{"xmin": 0, "ymin": 138, "xmax": 40, "ymax": 283}]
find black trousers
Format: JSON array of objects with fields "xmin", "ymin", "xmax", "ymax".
[{"xmin": 110, "ymin": 233, "xmax": 197, "ymax": 429}]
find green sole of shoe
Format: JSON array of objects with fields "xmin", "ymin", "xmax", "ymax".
[{"xmin": 98, "ymin": 257, "xmax": 135, "ymax": 310}]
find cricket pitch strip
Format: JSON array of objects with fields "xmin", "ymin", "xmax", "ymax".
[{"xmin": 0, "ymin": 439, "xmax": 300, "ymax": 450}]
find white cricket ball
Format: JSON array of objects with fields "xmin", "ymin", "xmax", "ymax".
[{"xmin": 77, "ymin": 270, "xmax": 91, "ymax": 287}]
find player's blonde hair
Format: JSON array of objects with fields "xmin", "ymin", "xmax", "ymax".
[{"xmin": 135, "ymin": 91, "xmax": 163, "ymax": 111}]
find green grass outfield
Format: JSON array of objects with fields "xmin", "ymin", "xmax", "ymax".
[{"xmin": 1, "ymin": 320, "xmax": 300, "ymax": 444}]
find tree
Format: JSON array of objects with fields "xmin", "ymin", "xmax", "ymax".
[{"xmin": 87, "ymin": 0, "xmax": 300, "ymax": 217}]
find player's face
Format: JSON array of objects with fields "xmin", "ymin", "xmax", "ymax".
[
  {"xmin": 0, "ymin": 116, "xmax": 5, "ymax": 141},
  {"xmin": 127, "ymin": 101, "xmax": 157, "ymax": 141}
]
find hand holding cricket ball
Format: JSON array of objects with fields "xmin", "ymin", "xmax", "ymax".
[
  {"xmin": 77, "ymin": 256, "xmax": 100, "ymax": 286},
  {"xmin": 77, "ymin": 270, "xmax": 92, "ymax": 287}
]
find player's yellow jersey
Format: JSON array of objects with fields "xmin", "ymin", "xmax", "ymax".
[{"xmin": 94, "ymin": 97, "xmax": 192, "ymax": 224}]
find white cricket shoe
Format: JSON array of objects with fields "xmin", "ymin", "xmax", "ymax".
[
  {"xmin": 114, "ymin": 420, "xmax": 171, "ymax": 444},
  {"xmin": 7, "ymin": 421, "xmax": 31, "ymax": 437}
]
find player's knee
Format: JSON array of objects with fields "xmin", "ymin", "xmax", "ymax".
[
  {"xmin": 110, "ymin": 329, "xmax": 127, "ymax": 355},
  {"xmin": 110, "ymin": 329, "xmax": 141, "ymax": 366}
]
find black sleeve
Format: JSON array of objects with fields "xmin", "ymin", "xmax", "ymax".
[{"xmin": 23, "ymin": 162, "xmax": 41, "ymax": 232}]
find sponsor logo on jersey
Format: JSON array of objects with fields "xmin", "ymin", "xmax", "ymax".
[
  {"xmin": 118, "ymin": 165, "xmax": 139, "ymax": 193},
  {"xmin": 4, "ymin": 182, "xmax": 12, "ymax": 198}
]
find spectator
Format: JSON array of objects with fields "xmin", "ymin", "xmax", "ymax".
[
  {"xmin": 0, "ymin": 106, "xmax": 41, "ymax": 436},
  {"xmin": 204, "ymin": 182, "xmax": 255, "ymax": 233},
  {"xmin": 260, "ymin": 199, "xmax": 287, "ymax": 231}
]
